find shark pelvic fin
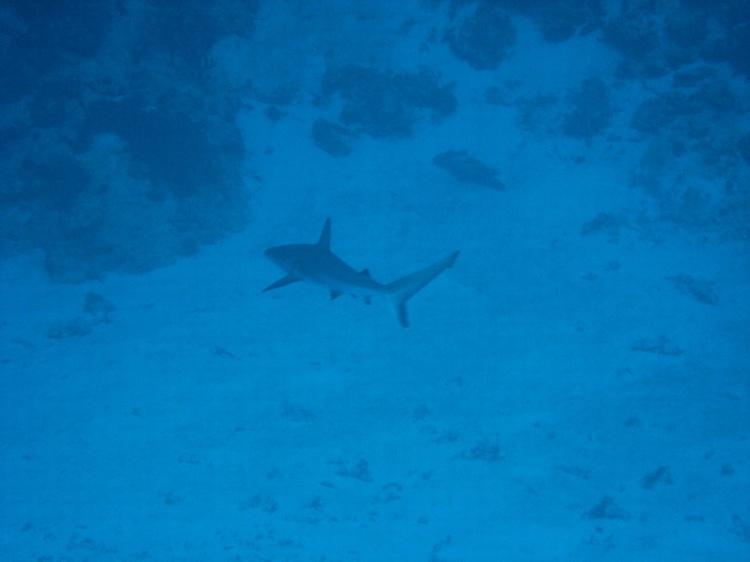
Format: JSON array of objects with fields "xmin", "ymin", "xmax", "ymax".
[
  {"xmin": 386, "ymin": 251, "xmax": 460, "ymax": 327},
  {"xmin": 263, "ymin": 273, "xmax": 302, "ymax": 292}
]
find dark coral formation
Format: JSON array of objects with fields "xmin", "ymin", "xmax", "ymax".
[
  {"xmin": 631, "ymin": 70, "xmax": 738, "ymax": 134},
  {"xmin": 1, "ymin": 1, "xmax": 114, "ymax": 100},
  {"xmin": 318, "ymin": 65, "xmax": 457, "ymax": 139},
  {"xmin": 438, "ymin": 0, "xmax": 604, "ymax": 45},
  {"xmin": 137, "ymin": 1, "xmax": 259, "ymax": 82},
  {"xmin": 602, "ymin": 7, "xmax": 661, "ymax": 64},
  {"xmin": 311, "ymin": 119, "xmax": 358, "ymax": 157},
  {"xmin": 600, "ymin": 0, "xmax": 750, "ymax": 79},
  {"xmin": 562, "ymin": 77, "xmax": 613, "ymax": 140},
  {"xmin": 444, "ymin": 2, "xmax": 517, "ymax": 70},
  {"xmin": 433, "ymin": 150, "xmax": 505, "ymax": 190},
  {"xmin": 0, "ymin": 1, "xmax": 256, "ymax": 282},
  {"xmin": 527, "ymin": 0, "xmax": 605, "ymax": 42},
  {"xmin": 631, "ymin": 97, "xmax": 681, "ymax": 134},
  {"xmin": 494, "ymin": 0, "xmax": 605, "ymax": 43},
  {"xmin": 83, "ymin": 99, "xmax": 243, "ymax": 199},
  {"xmin": 624, "ymin": 63, "xmax": 748, "ymax": 239},
  {"xmin": 738, "ymin": 133, "xmax": 750, "ymax": 165}
]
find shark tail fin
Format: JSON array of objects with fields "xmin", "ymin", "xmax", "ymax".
[
  {"xmin": 317, "ymin": 218, "xmax": 332, "ymax": 250},
  {"xmin": 385, "ymin": 251, "xmax": 460, "ymax": 327}
]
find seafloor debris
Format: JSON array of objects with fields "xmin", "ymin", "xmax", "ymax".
[
  {"xmin": 665, "ymin": 273, "xmax": 719, "ymax": 306},
  {"xmin": 581, "ymin": 212, "xmax": 626, "ymax": 242},
  {"xmin": 433, "ymin": 150, "xmax": 505, "ymax": 190},
  {"xmin": 556, "ymin": 465, "xmax": 592, "ymax": 480},
  {"xmin": 459, "ymin": 438, "xmax": 503, "ymax": 462},
  {"xmin": 584, "ymin": 496, "xmax": 630, "ymax": 520},
  {"xmin": 282, "ymin": 404, "xmax": 316, "ymax": 422},
  {"xmin": 335, "ymin": 459, "xmax": 373, "ymax": 482},
  {"xmin": 640, "ymin": 465, "xmax": 674, "ymax": 489},
  {"xmin": 311, "ymin": 118, "xmax": 357, "ymax": 157},
  {"xmin": 242, "ymin": 493, "xmax": 278, "ymax": 514},
  {"xmin": 83, "ymin": 291, "xmax": 116, "ymax": 322},
  {"xmin": 46, "ymin": 316, "xmax": 96, "ymax": 339},
  {"xmin": 46, "ymin": 292, "xmax": 115, "ymax": 339},
  {"xmin": 630, "ymin": 335, "xmax": 683, "ymax": 356},
  {"xmin": 731, "ymin": 515, "xmax": 750, "ymax": 543}
]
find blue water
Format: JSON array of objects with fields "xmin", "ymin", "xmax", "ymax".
[{"xmin": 1, "ymin": 1, "xmax": 749, "ymax": 560}]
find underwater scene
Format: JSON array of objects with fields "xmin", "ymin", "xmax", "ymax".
[{"xmin": 1, "ymin": 0, "xmax": 749, "ymax": 560}]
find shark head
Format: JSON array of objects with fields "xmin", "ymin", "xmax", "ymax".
[{"xmin": 264, "ymin": 245, "xmax": 297, "ymax": 271}]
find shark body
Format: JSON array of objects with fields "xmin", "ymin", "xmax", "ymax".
[{"xmin": 263, "ymin": 219, "xmax": 459, "ymax": 327}]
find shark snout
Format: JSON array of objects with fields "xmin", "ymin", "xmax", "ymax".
[
  {"xmin": 264, "ymin": 245, "xmax": 294, "ymax": 270},
  {"xmin": 264, "ymin": 246, "xmax": 281, "ymax": 261}
]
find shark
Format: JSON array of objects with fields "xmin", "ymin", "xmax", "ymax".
[{"xmin": 263, "ymin": 219, "xmax": 459, "ymax": 327}]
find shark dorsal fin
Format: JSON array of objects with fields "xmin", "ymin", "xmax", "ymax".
[{"xmin": 317, "ymin": 218, "xmax": 332, "ymax": 250}]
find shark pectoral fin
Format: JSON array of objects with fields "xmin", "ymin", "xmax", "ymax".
[
  {"xmin": 330, "ymin": 290, "xmax": 344, "ymax": 300},
  {"xmin": 386, "ymin": 250, "xmax": 460, "ymax": 328},
  {"xmin": 263, "ymin": 273, "xmax": 302, "ymax": 292}
]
